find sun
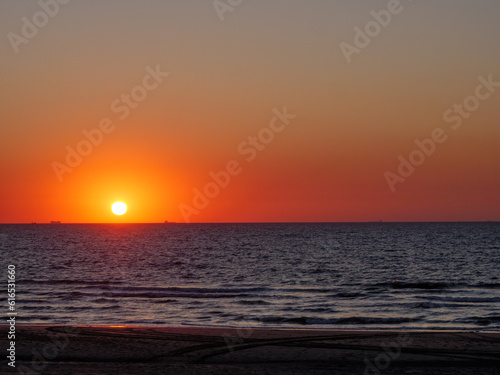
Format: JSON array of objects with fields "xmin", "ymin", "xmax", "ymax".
[{"xmin": 111, "ymin": 202, "xmax": 127, "ymax": 215}]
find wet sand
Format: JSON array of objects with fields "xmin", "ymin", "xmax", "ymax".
[{"xmin": 1, "ymin": 325, "xmax": 499, "ymax": 374}]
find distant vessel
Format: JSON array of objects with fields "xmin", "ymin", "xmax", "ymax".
[
  {"xmin": 50, "ymin": 221, "xmax": 62, "ymax": 224},
  {"xmin": 164, "ymin": 221, "xmax": 176, "ymax": 224}
]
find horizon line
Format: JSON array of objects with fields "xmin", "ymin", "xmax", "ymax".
[{"xmin": 0, "ymin": 220, "xmax": 498, "ymax": 225}]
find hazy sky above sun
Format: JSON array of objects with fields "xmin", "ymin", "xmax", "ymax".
[{"xmin": 1, "ymin": 0, "xmax": 499, "ymax": 223}]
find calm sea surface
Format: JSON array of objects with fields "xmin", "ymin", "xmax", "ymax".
[{"xmin": 1, "ymin": 223, "xmax": 499, "ymax": 330}]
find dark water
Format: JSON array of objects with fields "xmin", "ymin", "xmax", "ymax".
[{"xmin": 1, "ymin": 223, "xmax": 499, "ymax": 330}]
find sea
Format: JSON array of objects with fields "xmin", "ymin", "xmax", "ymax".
[{"xmin": 1, "ymin": 222, "xmax": 499, "ymax": 330}]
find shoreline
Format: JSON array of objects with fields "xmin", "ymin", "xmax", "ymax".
[
  {"xmin": 8, "ymin": 323, "xmax": 499, "ymax": 335},
  {"xmin": 3, "ymin": 323, "xmax": 500, "ymax": 333},
  {"xmin": 2, "ymin": 325, "xmax": 499, "ymax": 374}
]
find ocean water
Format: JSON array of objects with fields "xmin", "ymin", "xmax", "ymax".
[{"xmin": 1, "ymin": 223, "xmax": 499, "ymax": 330}]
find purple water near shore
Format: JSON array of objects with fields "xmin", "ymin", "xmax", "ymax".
[{"xmin": 1, "ymin": 222, "xmax": 499, "ymax": 330}]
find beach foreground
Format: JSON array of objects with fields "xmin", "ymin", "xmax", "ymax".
[{"xmin": 1, "ymin": 326, "xmax": 499, "ymax": 374}]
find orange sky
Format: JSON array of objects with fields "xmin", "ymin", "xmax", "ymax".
[{"xmin": 1, "ymin": 1, "xmax": 499, "ymax": 223}]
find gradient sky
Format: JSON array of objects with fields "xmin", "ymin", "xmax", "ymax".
[{"xmin": 1, "ymin": 0, "xmax": 499, "ymax": 223}]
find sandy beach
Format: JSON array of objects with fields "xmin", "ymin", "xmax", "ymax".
[{"xmin": 1, "ymin": 325, "xmax": 499, "ymax": 374}]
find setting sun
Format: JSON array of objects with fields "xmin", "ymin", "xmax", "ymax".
[{"xmin": 111, "ymin": 202, "xmax": 127, "ymax": 216}]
